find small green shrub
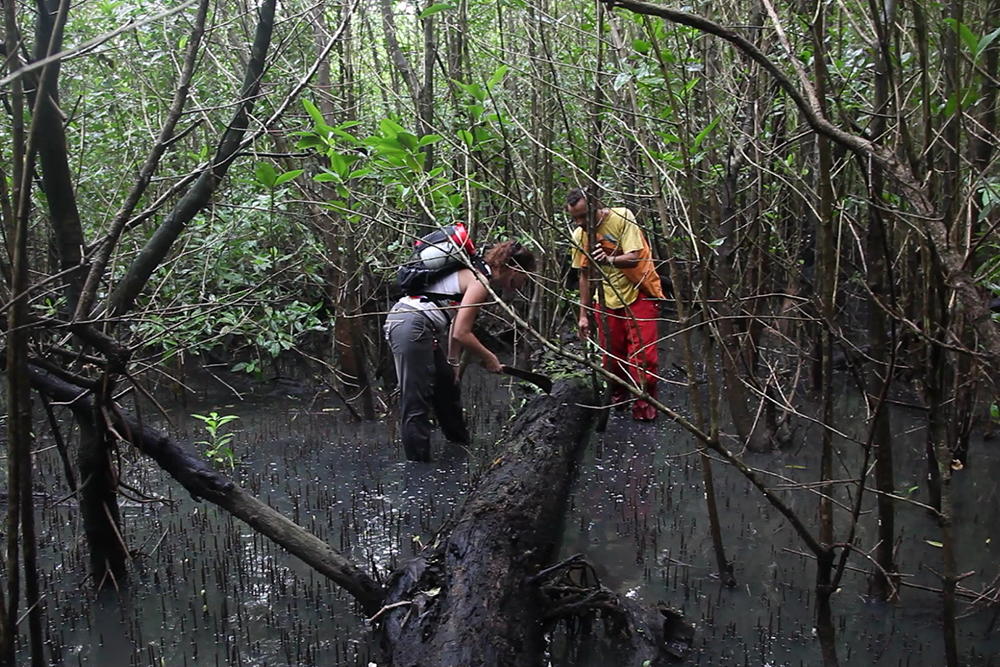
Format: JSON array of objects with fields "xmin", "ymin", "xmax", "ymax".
[{"xmin": 191, "ymin": 411, "xmax": 240, "ymax": 469}]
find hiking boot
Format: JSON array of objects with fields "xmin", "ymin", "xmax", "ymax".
[
  {"xmin": 632, "ymin": 400, "xmax": 657, "ymax": 422},
  {"xmin": 611, "ymin": 390, "xmax": 630, "ymax": 411},
  {"xmin": 403, "ymin": 440, "xmax": 432, "ymax": 462}
]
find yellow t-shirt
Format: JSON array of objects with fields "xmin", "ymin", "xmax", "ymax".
[{"xmin": 570, "ymin": 207, "xmax": 644, "ymax": 309}]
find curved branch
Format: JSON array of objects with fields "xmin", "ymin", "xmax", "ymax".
[
  {"xmin": 75, "ymin": 0, "xmax": 210, "ymax": 319},
  {"xmin": 604, "ymin": 0, "xmax": 876, "ymax": 159},
  {"xmin": 108, "ymin": 0, "xmax": 277, "ymax": 318}
]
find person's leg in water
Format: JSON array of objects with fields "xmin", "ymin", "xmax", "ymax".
[
  {"xmin": 385, "ymin": 309, "xmax": 436, "ymax": 461},
  {"xmin": 430, "ymin": 345, "xmax": 470, "ymax": 446}
]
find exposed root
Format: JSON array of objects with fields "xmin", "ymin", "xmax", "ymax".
[{"xmin": 532, "ymin": 553, "xmax": 694, "ymax": 662}]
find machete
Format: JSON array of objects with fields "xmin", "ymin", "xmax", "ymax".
[{"xmin": 501, "ymin": 365, "xmax": 553, "ymax": 394}]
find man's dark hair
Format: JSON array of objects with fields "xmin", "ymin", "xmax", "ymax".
[{"xmin": 566, "ymin": 187, "xmax": 587, "ymax": 207}]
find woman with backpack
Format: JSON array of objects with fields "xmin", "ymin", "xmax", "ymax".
[{"xmin": 384, "ymin": 236, "xmax": 537, "ymax": 462}]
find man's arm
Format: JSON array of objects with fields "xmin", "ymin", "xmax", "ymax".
[
  {"xmin": 578, "ymin": 270, "xmax": 591, "ymax": 341},
  {"xmin": 592, "ymin": 244, "xmax": 640, "ymax": 269}
]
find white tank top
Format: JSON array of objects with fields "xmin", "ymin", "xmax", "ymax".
[
  {"xmin": 423, "ymin": 271, "xmax": 463, "ymax": 301},
  {"xmin": 392, "ymin": 266, "xmax": 490, "ymax": 332}
]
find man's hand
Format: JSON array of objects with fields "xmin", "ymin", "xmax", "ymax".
[
  {"xmin": 592, "ymin": 244, "xmax": 612, "ymax": 265},
  {"xmin": 578, "ymin": 313, "xmax": 590, "ymax": 342}
]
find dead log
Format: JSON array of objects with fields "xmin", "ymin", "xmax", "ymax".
[
  {"xmin": 26, "ymin": 364, "xmax": 386, "ymax": 614},
  {"xmin": 374, "ymin": 378, "xmax": 693, "ymax": 666}
]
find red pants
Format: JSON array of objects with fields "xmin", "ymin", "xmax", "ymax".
[{"xmin": 597, "ymin": 293, "xmax": 659, "ymax": 416}]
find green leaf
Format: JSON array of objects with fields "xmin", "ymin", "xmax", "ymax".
[
  {"xmin": 255, "ymin": 162, "xmax": 277, "ymax": 188},
  {"xmin": 977, "ymin": 26, "xmax": 1000, "ymax": 59},
  {"xmin": 456, "ymin": 81, "xmax": 487, "ymax": 103},
  {"xmin": 473, "ymin": 127, "xmax": 493, "ymax": 144},
  {"xmin": 330, "ymin": 123, "xmax": 362, "ymax": 145},
  {"xmin": 329, "ymin": 152, "xmax": 349, "ymax": 178},
  {"xmin": 693, "ymin": 115, "xmax": 721, "ymax": 150},
  {"xmin": 418, "ymin": 3, "xmax": 453, "ymax": 19},
  {"xmin": 379, "ymin": 118, "xmax": 407, "ymax": 138},
  {"xmin": 613, "ymin": 71, "xmax": 633, "ymax": 92},
  {"xmin": 465, "ymin": 103, "xmax": 485, "ymax": 120},
  {"xmin": 302, "ymin": 99, "xmax": 326, "ymax": 127},
  {"xmin": 943, "ymin": 88, "xmax": 980, "ymax": 116},
  {"xmin": 925, "ymin": 540, "xmax": 943, "ymax": 548},
  {"xmin": 366, "ymin": 135, "xmax": 402, "ymax": 152},
  {"xmin": 633, "ymin": 39, "xmax": 651, "ymax": 54},
  {"xmin": 487, "ymin": 65, "xmax": 509, "ymax": 90},
  {"xmin": 418, "ymin": 133, "xmax": 442, "ymax": 147},
  {"xmin": 945, "ymin": 19, "xmax": 978, "ymax": 55},
  {"xmin": 274, "ymin": 169, "xmax": 303, "ymax": 187},
  {"xmin": 295, "ymin": 134, "xmax": 324, "ymax": 150},
  {"xmin": 397, "ymin": 131, "xmax": 419, "ymax": 151},
  {"xmin": 457, "ymin": 129, "xmax": 474, "ymax": 147}
]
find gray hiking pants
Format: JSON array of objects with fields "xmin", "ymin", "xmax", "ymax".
[{"xmin": 384, "ymin": 305, "xmax": 469, "ymax": 461}]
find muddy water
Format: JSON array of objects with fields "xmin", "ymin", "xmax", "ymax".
[
  {"xmin": 561, "ymin": 373, "xmax": 1000, "ymax": 666},
  {"xmin": 20, "ymin": 365, "xmax": 1000, "ymax": 666}
]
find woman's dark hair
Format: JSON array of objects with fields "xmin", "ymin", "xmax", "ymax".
[{"xmin": 484, "ymin": 240, "xmax": 537, "ymax": 273}]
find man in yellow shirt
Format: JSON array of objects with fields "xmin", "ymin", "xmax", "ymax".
[{"xmin": 568, "ymin": 187, "xmax": 662, "ymax": 421}]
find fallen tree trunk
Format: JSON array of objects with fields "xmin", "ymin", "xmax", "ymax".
[
  {"xmin": 374, "ymin": 378, "xmax": 692, "ymax": 666},
  {"xmin": 27, "ymin": 364, "xmax": 386, "ymax": 614},
  {"xmin": 30, "ymin": 367, "xmax": 691, "ymax": 664}
]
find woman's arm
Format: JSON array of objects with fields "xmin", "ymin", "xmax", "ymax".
[{"xmin": 451, "ymin": 273, "xmax": 502, "ymax": 373}]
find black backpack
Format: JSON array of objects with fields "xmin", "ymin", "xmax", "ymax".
[{"xmin": 397, "ymin": 223, "xmax": 489, "ymax": 298}]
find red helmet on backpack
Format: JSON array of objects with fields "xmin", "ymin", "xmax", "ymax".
[{"xmin": 415, "ymin": 222, "xmax": 475, "ymax": 254}]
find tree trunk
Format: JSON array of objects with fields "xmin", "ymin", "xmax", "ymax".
[
  {"xmin": 5, "ymin": 4, "xmax": 44, "ymax": 658},
  {"xmin": 716, "ymin": 124, "xmax": 768, "ymax": 452},
  {"xmin": 811, "ymin": 4, "xmax": 839, "ymax": 663},
  {"xmin": 867, "ymin": 0, "xmax": 898, "ymax": 600},
  {"xmin": 311, "ymin": 4, "xmax": 376, "ymax": 419},
  {"xmin": 375, "ymin": 379, "xmax": 691, "ymax": 666},
  {"xmin": 2, "ymin": 0, "xmax": 26, "ymax": 660},
  {"xmin": 76, "ymin": 409, "xmax": 131, "ymax": 588},
  {"xmin": 377, "ymin": 380, "xmax": 593, "ymax": 665}
]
